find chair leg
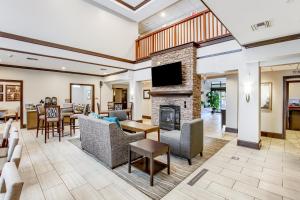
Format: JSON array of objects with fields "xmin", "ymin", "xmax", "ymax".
[
  {"xmin": 47, "ymin": 123, "xmax": 50, "ymax": 139},
  {"xmin": 188, "ymin": 159, "xmax": 192, "ymax": 165},
  {"xmin": 36, "ymin": 119, "xmax": 40, "ymax": 138},
  {"xmin": 41, "ymin": 120, "xmax": 44, "ymax": 135},
  {"xmin": 200, "ymin": 152, "xmax": 203, "ymax": 157},
  {"xmin": 52, "ymin": 123, "xmax": 54, "ymax": 137},
  {"xmin": 45, "ymin": 122, "xmax": 47, "ymax": 143},
  {"xmin": 58, "ymin": 122, "xmax": 61, "ymax": 142},
  {"xmin": 70, "ymin": 119, "xmax": 72, "ymax": 136}
]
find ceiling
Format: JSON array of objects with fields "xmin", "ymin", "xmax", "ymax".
[
  {"xmin": 261, "ymin": 63, "xmax": 300, "ymax": 72},
  {"xmin": 201, "ymin": 0, "xmax": 300, "ymax": 45},
  {"xmin": 139, "ymin": 0, "xmax": 206, "ymax": 34},
  {"xmin": 91, "ymin": 0, "xmax": 180, "ymax": 22},
  {"xmin": 0, "ymin": 49, "xmax": 126, "ymax": 76}
]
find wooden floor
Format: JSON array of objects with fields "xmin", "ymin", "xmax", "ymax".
[{"xmin": 1, "ymin": 121, "xmax": 300, "ymax": 200}]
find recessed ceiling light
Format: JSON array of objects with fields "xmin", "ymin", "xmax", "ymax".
[
  {"xmin": 160, "ymin": 12, "xmax": 166, "ymax": 17},
  {"xmin": 62, "ymin": 67, "xmax": 66, "ymax": 70},
  {"xmin": 26, "ymin": 57, "xmax": 38, "ymax": 61},
  {"xmin": 100, "ymin": 68, "xmax": 107, "ymax": 71}
]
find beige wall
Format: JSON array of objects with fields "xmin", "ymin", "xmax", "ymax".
[
  {"xmin": 0, "ymin": 67, "xmax": 113, "ymax": 125},
  {"xmin": 142, "ymin": 81, "xmax": 152, "ymax": 117},
  {"xmin": 260, "ymin": 69, "xmax": 299, "ymax": 134},
  {"xmin": 226, "ymin": 74, "xmax": 238, "ymax": 129}
]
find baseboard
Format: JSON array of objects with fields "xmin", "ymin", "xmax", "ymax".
[
  {"xmin": 237, "ymin": 139, "xmax": 261, "ymax": 150},
  {"xmin": 261, "ymin": 131, "xmax": 283, "ymax": 139},
  {"xmin": 225, "ymin": 127, "xmax": 238, "ymax": 133},
  {"xmin": 142, "ymin": 115, "xmax": 151, "ymax": 119}
]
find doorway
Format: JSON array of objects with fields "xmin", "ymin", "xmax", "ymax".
[
  {"xmin": 112, "ymin": 84, "xmax": 128, "ymax": 109},
  {"xmin": 70, "ymin": 83, "xmax": 95, "ymax": 112},
  {"xmin": 283, "ymin": 76, "xmax": 300, "ymax": 139},
  {"xmin": 0, "ymin": 79, "xmax": 24, "ymax": 128}
]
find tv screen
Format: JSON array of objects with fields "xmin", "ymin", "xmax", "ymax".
[{"xmin": 151, "ymin": 62, "xmax": 182, "ymax": 87}]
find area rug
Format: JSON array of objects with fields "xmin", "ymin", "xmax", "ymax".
[{"xmin": 68, "ymin": 137, "xmax": 228, "ymax": 200}]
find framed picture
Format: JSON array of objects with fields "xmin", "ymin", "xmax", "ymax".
[
  {"xmin": 5, "ymin": 85, "xmax": 21, "ymax": 101},
  {"xmin": 0, "ymin": 94, "xmax": 3, "ymax": 102},
  {"xmin": 143, "ymin": 89, "xmax": 150, "ymax": 99},
  {"xmin": 0, "ymin": 85, "xmax": 3, "ymax": 93},
  {"xmin": 261, "ymin": 82, "xmax": 272, "ymax": 111}
]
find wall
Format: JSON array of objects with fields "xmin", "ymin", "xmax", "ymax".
[
  {"xmin": 226, "ymin": 74, "xmax": 238, "ymax": 130},
  {"xmin": 0, "ymin": 0, "xmax": 138, "ymax": 60},
  {"xmin": 0, "ymin": 81, "xmax": 20, "ymax": 112},
  {"xmin": 260, "ymin": 69, "xmax": 299, "ymax": 134},
  {"xmin": 0, "ymin": 67, "xmax": 113, "ymax": 125},
  {"xmin": 142, "ymin": 81, "xmax": 152, "ymax": 117},
  {"xmin": 289, "ymin": 82, "xmax": 300, "ymax": 99}
]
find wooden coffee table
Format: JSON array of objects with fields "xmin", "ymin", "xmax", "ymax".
[
  {"xmin": 120, "ymin": 121, "xmax": 160, "ymax": 141},
  {"xmin": 128, "ymin": 139, "xmax": 170, "ymax": 186}
]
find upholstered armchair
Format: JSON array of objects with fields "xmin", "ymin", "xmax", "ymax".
[
  {"xmin": 108, "ymin": 110, "xmax": 128, "ymax": 121},
  {"xmin": 160, "ymin": 119, "xmax": 204, "ymax": 165}
]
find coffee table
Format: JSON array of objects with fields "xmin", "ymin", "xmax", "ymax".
[
  {"xmin": 128, "ymin": 139, "xmax": 170, "ymax": 186},
  {"xmin": 120, "ymin": 121, "xmax": 160, "ymax": 141}
]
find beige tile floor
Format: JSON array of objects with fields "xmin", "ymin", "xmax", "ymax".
[{"xmin": 1, "ymin": 121, "xmax": 300, "ymax": 200}]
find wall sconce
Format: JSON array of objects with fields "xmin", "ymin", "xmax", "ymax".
[{"xmin": 244, "ymin": 81, "xmax": 252, "ymax": 103}]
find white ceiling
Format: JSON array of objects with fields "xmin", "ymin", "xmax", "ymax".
[
  {"xmin": 261, "ymin": 63, "xmax": 300, "ymax": 72},
  {"xmin": 202, "ymin": 0, "xmax": 300, "ymax": 45},
  {"xmin": 92, "ymin": 0, "xmax": 180, "ymax": 22},
  {"xmin": 0, "ymin": 49, "xmax": 125, "ymax": 76},
  {"xmin": 122, "ymin": 0, "xmax": 145, "ymax": 7},
  {"xmin": 139, "ymin": 0, "xmax": 206, "ymax": 34}
]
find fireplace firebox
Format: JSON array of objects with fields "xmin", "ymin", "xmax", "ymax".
[{"xmin": 159, "ymin": 105, "xmax": 180, "ymax": 130}]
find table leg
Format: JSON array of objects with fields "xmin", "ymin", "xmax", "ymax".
[
  {"xmin": 150, "ymin": 156, "xmax": 154, "ymax": 186},
  {"xmin": 167, "ymin": 147, "xmax": 170, "ymax": 175},
  {"xmin": 128, "ymin": 146, "xmax": 131, "ymax": 173},
  {"xmin": 157, "ymin": 128, "xmax": 160, "ymax": 142}
]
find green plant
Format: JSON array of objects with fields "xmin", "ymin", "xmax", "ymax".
[{"xmin": 206, "ymin": 91, "xmax": 220, "ymax": 111}]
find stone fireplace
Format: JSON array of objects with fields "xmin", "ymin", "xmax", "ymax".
[
  {"xmin": 151, "ymin": 43, "xmax": 201, "ymax": 128},
  {"xmin": 159, "ymin": 105, "xmax": 180, "ymax": 130}
]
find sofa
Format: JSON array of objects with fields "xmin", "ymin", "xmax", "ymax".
[
  {"xmin": 78, "ymin": 115, "xmax": 144, "ymax": 168},
  {"xmin": 160, "ymin": 118, "xmax": 203, "ymax": 165}
]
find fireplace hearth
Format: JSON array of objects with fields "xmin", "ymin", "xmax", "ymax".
[{"xmin": 159, "ymin": 105, "xmax": 180, "ymax": 130}]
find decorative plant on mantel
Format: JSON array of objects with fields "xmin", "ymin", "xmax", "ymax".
[{"xmin": 206, "ymin": 91, "xmax": 220, "ymax": 113}]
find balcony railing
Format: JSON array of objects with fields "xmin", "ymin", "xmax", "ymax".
[{"xmin": 135, "ymin": 10, "xmax": 231, "ymax": 61}]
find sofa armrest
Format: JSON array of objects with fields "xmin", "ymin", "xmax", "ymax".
[{"xmin": 121, "ymin": 131, "xmax": 144, "ymax": 144}]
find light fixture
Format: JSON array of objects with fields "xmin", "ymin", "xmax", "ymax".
[
  {"xmin": 160, "ymin": 12, "xmax": 166, "ymax": 17},
  {"xmin": 61, "ymin": 67, "xmax": 66, "ymax": 70},
  {"xmin": 244, "ymin": 72, "xmax": 252, "ymax": 103}
]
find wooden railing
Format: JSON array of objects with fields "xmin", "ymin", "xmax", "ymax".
[{"xmin": 135, "ymin": 10, "xmax": 231, "ymax": 60}]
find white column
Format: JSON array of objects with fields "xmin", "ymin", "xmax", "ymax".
[
  {"xmin": 129, "ymin": 80, "xmax": 143, "ymax": 120},
  {"xmin": 238, "ymin": 62, "xmax": 261, "ymax": 149}
]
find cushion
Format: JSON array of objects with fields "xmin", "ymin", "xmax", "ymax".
[
  {"xmin": 88, "ymin": 112, "xmax": 102, "ymax": 119},
  {"xmin": 0, "ymin": 148, "xmax": 8, "ymax": 159},
  {"xmin": 160, "ymin": 130, "xmax": 181, "ymax": 155},
  {"xmin": 103, "ymin": 117, "xmax": 121, "ymax": 128},
  {"xmin": 0, "ymin": 157, "xmax": 6, "ymax": 174}
]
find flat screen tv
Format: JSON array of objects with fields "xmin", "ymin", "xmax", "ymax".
[{"xmin": 151, "ymin": 62, "xmax": 182, "ymax": 87}]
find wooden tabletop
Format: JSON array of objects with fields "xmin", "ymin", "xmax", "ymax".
[
  {"xmin": 129, "ymin": 139, "xmax": 169, "ymax": 154},
  {"xmin": 120, "ymin": 120, "xmax": 159, "ymax": 133}
]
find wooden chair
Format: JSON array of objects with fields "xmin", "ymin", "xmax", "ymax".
[
  {"xmin": 97, "ymin": 102, "xmax": 101, "ymax": 114},
  {"xmin": 107, "ymin": 102, "xmax": 114, "ymax": 111},
  {"xmin": 60, "ymin": 103, "xmax": 73, "ymax": 136},
  {"xmin": 127, "ymin": 102, "xmax": 133, "ymax": 120},
  {"xmin": 51, "ymin": 97, "xmax": 58, "ymax": 105},
  {"xmin": 36, "ymin": 104, "xmax": 45, "ymax": 138},
  {"xmin": 44, "ymin": 105, "xmax": 61, "ymax": 143},
  {"xmin": 114, "ymin": 103, "xmax": 123, "ymax": 110},
  {"xmin": 44, "ymin": 97, "xmax": 52, "ymax": 106}
]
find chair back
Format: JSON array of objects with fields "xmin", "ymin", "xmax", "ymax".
[
  {"xmin": 73, "ymin": 104, "xmax": 84, "ymax": 114},
  {"xmin": 45, "ymin": 106, "xmax": 60, "ymax": 122},
  {"xmin": 45, "ymin": 97, "xmax": 52, "ymax": 106},
  {"xmin": 11, "ymin": 145, "xmax": 22, "ymax": 169},
  {"xmin": 107, "ymin": 102, "xmax": 114, "ymax": 111},
  {"xmin": 108, "ymin": 110, "xmax": 128, "ymax": 121},
  {"xmin": 97, "ymin": 102, "xmax": 101, "ymax": 114},
  {"xmin": 36, "ymin": 104, "xmax": 45, "ymax": 115},
  {"xmin": 83, "ymin": 104, "xmax": 90, "ymax": 116},
  {"xmin": 51, "ymin": 97, "xmax": 58, "ymax": 105},
  {"xmin": 127, "ymin": 102, "xmax": 133, "ymax": 111},
  {"xmin": 114, "ymin": 103, "xmax": 123, "ymax": 110},
  {"xmin": 0, "ymin": 162, "xmax": 24, "ymax": 200}
]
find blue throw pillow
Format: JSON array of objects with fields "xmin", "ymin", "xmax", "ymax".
[
  {"xmin": 88, "ymin": 112, "xmax": 103, "ymax": 119},
  {"xmin": 103, "ymin": 117, "xmax": 121, "ymax": 128}
]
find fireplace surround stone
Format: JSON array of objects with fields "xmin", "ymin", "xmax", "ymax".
[{"xmin": 151, "ymin": 43, "xmax": 201, "ymax": 128}]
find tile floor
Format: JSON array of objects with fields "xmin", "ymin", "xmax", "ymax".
[{"xmin": 1, "ymin": 122, "xmax": 300, "ymax": 200}]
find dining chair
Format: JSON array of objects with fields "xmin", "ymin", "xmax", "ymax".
[
  {"xmin": 114, "ymin": 103, "xmax": 123, "ymax": 110},
  {"xmin": 97, "ymin": 102, "xmax": 101, "ymax": 114},
  {"xmin": 61, "ymin": 103, "xmax": 73, "ymax": 136},
  {"xmin": 51, "ymin": 97, "xmax": 58, "ymax": 105},
  {"xmin": 44, "ymin": 97, "xmax": 52, "ymax": 106},
  {"xmin": 44, "ymin": 105, "xmax": 61, "ymax": 143},
  {"xmin": 107, "ymin": 102, "xmax": 114, "ymax": 111},
  {"xmin": 36, "ymin": 104, "xmax": 45, "ymax": 138},
  {"xmin": 127, "ymin": 102, "xmax": 133, "ymax": 120}
]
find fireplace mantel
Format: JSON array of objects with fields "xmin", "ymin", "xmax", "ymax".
[{"xmin": 149, "ymin": 90, "xmax": 193, "ymax": 97}]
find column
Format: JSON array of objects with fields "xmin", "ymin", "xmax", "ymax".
[
  {"xmin": 129, "ymin": 80, "xmax": 143, "ymax": 120},
  {"xmin": 238, "ymin": 62, "xmax": 261, "ymax": 149}
]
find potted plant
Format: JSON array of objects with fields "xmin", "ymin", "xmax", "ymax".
[{"xmin": 206, "ymin": 91, "xmax": 220, "ymax": 113}]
